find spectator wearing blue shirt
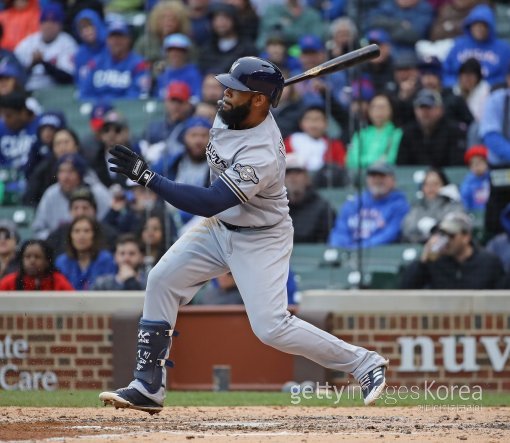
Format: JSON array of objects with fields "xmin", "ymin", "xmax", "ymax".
[
  {"xmin": 329, "ymin": 162, "xmax": 410, "ymax": 248},
  {"xmin": 56, "ymin": 215, "xmax": 116, "ymax": 290},
  {"xmin": 479, "ymin": 68, "xmax": 510, "ymax": 237},
  {"xmin": 0, "ymin": 91, "xmax": 39, "ymax": 174},
  {"xmin": 443, "ymin": 4, "xmax": 510, "ymax": 88},
  {"xmin": 460, "ymin": 145, "xmax": 490, "ymax": 212},
  {"xmin": 155, "ymin": 33, "xmax": 202, "ymax": 102},
  {"xmin": 72, "ymin": 8, "xmax": 107, "ymax": 85},
  {"xmin": 78, "ymin": 19, "xmax": 150, "ymax": 101}
]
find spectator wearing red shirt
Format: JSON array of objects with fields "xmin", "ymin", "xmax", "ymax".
[{"xmin": 0, "ymin": 239, "xmax": 74, "ymax": 290}]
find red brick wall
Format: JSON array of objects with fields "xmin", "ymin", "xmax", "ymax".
[
  {"xmin": 0, "ymin": 314, "xmax": 112, "ymax": 390},
  {"xmin": 329, "ymin": 313, "xmax": 510, "ymax": 391}
]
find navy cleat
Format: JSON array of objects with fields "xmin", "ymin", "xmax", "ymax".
[
  {"xmin": 99, "ymin": 387, "xmax": 163, "ymax": 415},
  {"xmin": 359, "ymin": 365, "xmax": 386, "ymax": 406}
]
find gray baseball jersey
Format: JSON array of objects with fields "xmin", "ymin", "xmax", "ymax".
[
  {"xmin": 130, "ymin": 111, "xmax": 387, "ymax": 405},
  {"xmin": 207, "ymin": 113, "xmax": 289, "ymax": 227}
]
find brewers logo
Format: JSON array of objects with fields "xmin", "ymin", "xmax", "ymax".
[
  {"xmin": 233, "ymin": 163, "xmax": 259, "ymax": 184},
  {"xmin": 206, "ymin": 142, "xmax": 228, "ymax": 171}
]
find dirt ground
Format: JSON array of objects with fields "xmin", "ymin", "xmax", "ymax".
[{"xmin": 1, "ymin": 406, "xmax": 509, "ymax": 443}]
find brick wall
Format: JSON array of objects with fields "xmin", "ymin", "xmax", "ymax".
[
  {"xmin": 328, "ymin": 313, "xmax": 510, "ymax": 391},
  {"xmin": 0, "ymin": 314, "xmax": 112, "ymax": 390}
]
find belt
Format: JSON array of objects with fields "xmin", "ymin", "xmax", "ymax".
[{"xmin": 219, "ymin": 220, "xmax": 274, "ymax": 232}]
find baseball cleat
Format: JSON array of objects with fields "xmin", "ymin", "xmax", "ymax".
[
  {"xmin": 99, "ymin": 387, "xmax": 163, "ymax": 415},
  {"xmin": 359, "ymin": 365, "xmax": 386, "ymax": 406}
]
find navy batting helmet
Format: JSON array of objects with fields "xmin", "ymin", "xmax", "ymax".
[{"xmin": 215, "ymin": 57, "xmax": 285, "ymax": 108}]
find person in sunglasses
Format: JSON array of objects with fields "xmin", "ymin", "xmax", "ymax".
[{"xmin": 399, "ymin": 211, "xmax": 506, "ymax": 289}]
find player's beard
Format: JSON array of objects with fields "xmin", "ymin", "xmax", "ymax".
[{"xmin": 218, "ymin": 96, "xmax": 253, "ymax": 128}]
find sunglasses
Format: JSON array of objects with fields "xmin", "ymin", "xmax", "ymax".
[{"xmin": 101, "ymin": 124, "xmax": 123, "ymax": 134}]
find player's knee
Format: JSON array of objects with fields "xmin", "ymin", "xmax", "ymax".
[{"xmin": 251, "ymin": 320, "xmax": 282, "ymax": 346}]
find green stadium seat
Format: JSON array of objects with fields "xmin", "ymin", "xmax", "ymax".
[
  {"xmin": 317, "ymin": 187, "xmax": 356, "ymax": 210},
  {"xmin": 112, "ymin": 99, "xmax": 165, "ymax": 138},
  {"xmin": 443, "ymin": 166, "xmax": 468, "ymax": 187}
]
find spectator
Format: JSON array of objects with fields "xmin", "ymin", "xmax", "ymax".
[
  {"xmin": 72, "ymin": 8, "xmax": 107, "ymax": 85},
  {"xmin": 225, "ymin": 0, "xmax": 260, "ymax": 42},
  {"xmin": 285, "ymin": 154, "xmax": 336, "ymax": 243},
  {"xmin": 194, "ymin": 100, "xmax": 217, "ymax": 123},
  {"xmin": 134, "ymin": 0, "xmax": 190, "ymax": 71},
  {"xmin": 259, "ymin": 32, "xmax": 301, "ymax": 73},
  {"xmin": 366, "ymin": 0, "xmax": 434, "ymax": 56},
  {"xmin": 0, "ymin": 239, "xmax": 74, "ymax": 290},
  {"xmin": 418, "ymin": 55, "xmax": 473, "ymax": 128},
  {"xmin": 62, "ymin": 1, "xmax": 105, "ymax": 37},
  {"xmin": 346, "ymin": 93, "xmax": 402, "ymax": 170},
  {"xmin": 442, "ymin": 5, "xmax": 510, "ymax": 88},
  {"xmin": 138, "ymin": 212, "xmax": 169, "ymax": 273},
  {"xmin": 80, "ymin": 102, "xmax": 114, "ymax": 164},
  {"xmin": 32, "ymin": 153, "xmax": 111, "ymax": 239},
  {"xmin": 0, "ymin": 91, "xmax": 38, "ymax": 173},
  {"xmin": 478, "ymin": 67, "xmax": 510, "ymax": 237},
  {"xmin": 14, "ymin": 3, "xmax": 77, "ymax": 91},
  {"xmin": 0, "ymin": 0, "xmax": 40, "ymax": 52},
  {"xmin": 0, "ymin": 60, "xmax": 26, "ymax": 94},
  {"xmin": 90, "ymin": 109, "xmax": 141, "ymax": 188},
  {"xmin": 486, "ymin": 203, "xmax": 510, "ymax": 273},
  {"xmin": 24, "ymin": 128, "xmax": 91, "ymax": 206},
  {"xmin": 103, "ymin": 184, "xmax": 168, "ymax": 235},
  {"xmin": 402, "ymin": 168, "xmax": 464, "ymax": 243},
  {"xmin": 460, "ymin": 145, "xmax": 490, "ymax": 212},
  {"xmin": 326, "ymin": 16, "xmax": 358, "ymax": 60},
  {"xmin": 329, "ymin": 162, "xmax": 410, "ymax": 248},
  {"xmin": 0, "ymin": 220, "xmax": 19, "ymax": 280},
  {"xmin": 46, "ymin": 187, "xmax": 118, "ymax": 256},
  {"xmin": 450, "ymin": 57, "xmax": 490, "ymax": 124},
  {"xmin": 155, "ymin": 33, "xmax": 202, "ymax": 101},
  {"xmin": 200, "ymin": 72, "xmax": 224, "ymax": 106},
  {"xmin": 198, "ymin": 3, "xmax": 257, "ymax": 75},
  {"xmin": 78, "ymin": 19, "xmax": 150, "ymax": 101},
  {"xmin": 256, "ymin": 0, "xmax": 325, "ymax": 50},
  {"xmin": 399, "ymin": 211, "xmax": 505, "ymax": 289},
  {"xmin": 271, "ymin": 71, "xmax": 306, "ymax": 139},
  {"xmin": 294, "ymin": 34, "xmax": 348, "ymax": 108},
  {"xmin": 188, "ymin": 0, "xmax": 212, "ymax": 48},
  {"xmin": 198, "ymin": 270, "xmax": 298, "ymax": 305},
  {"xmin": 397, "ymin": 88, "xmax": 467, "ymax": 167},
  {"xmin": 284, "ymin": 105, "xmax": 346, "ymax": 174},
  {"xmin": 360, "ymin": 28, "xmax": 395, "ymax": 94},
  {"xmin": 55, "ymin": 215, "xmax": 115, "ymax": 290},
  {"xmin": 389, "ymin": 51, "xmax": 421, "ymax": 126},
  {"xmin": 141, "ymin": 81, "xmax": 194, "ymax": 164},
  {"xmin": 430, "ymin": 0, "xmax": 486, "ymax": 42},
  {"xmin": 92, "ymin": 234, "xmax": 147, "ymax": 290}
]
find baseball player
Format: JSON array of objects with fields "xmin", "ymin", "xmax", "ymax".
[{"xmin": 99, "ymin": 57, "xmax": 388, "ymax": 414}]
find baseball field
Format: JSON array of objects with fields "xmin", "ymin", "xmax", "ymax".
[{"xmin": 1, "ymin": 391, "xmax": 509, "ymax": 442}]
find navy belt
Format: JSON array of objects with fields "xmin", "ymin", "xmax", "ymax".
[{"xmin": 220, "ymin": 220, "xmax": 274, "ymax": 232}]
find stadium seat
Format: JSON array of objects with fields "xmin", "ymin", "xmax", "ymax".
[
  {"xmin": 112, "ymin": 99, "xmax": 165, "ymax": 138},
  {"xmin": 317, "ymin": 187, "xmax": 357, "ymax": 210}
]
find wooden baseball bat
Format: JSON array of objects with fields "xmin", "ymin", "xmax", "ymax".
[{"xmin": 283, "ymin": 44, "xmax": 380, "ymax": 86}]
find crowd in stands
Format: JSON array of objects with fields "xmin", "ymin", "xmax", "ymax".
[{"xmin": 1, "ymin": 0, "xmax": 510, "ymax": 294}]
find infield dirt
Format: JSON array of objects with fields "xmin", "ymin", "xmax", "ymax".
[{"xmin": 1, "ymin": 406, "xmax": 509, "ymax": 442}]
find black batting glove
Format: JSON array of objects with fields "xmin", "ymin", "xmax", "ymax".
[{"xmin": 108, "ymin": 144, "xmax": 155, "ymax": 186}]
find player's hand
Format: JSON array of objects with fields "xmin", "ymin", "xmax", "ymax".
[{"xmin": 108, "ymin": 145, "xmax": 155, "ymax": 186}]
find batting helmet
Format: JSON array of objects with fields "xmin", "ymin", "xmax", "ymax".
[{"xmin": 215, "ymin": 57, "xmax": 285, "ymax": 108}]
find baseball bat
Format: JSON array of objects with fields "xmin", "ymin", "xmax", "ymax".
[{"xmin": 283, "ymin": 44, "xmax": 380, "ymax": 86}]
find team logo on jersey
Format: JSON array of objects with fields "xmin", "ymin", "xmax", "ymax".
[
  {"xmin": 278, "ymin": 138, "xmax": 286, "ymax": 157},
  {"xmin": 206, "ymin": 142, "xmax": 228, "ymax": 171},
  {"xmin": 233, "ymin": 163, "xmax": 259, "ymax": 184}
]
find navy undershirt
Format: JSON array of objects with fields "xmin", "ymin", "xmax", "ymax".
[{"xmin": 147, "ymin": 173, "xmax": 240, "ymax": 217}]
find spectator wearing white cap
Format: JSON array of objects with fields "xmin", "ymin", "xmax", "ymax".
[
  {"xmin": 400, "ymin": 211, "xmax": 506, "ymax": 289},
  {"xmin": 14, "ymin": 3, "xmax": 77, "ymax": 91},
  {"xmin": 155, "ymin": 33, "xmax": 202, "ymax": 102}
]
